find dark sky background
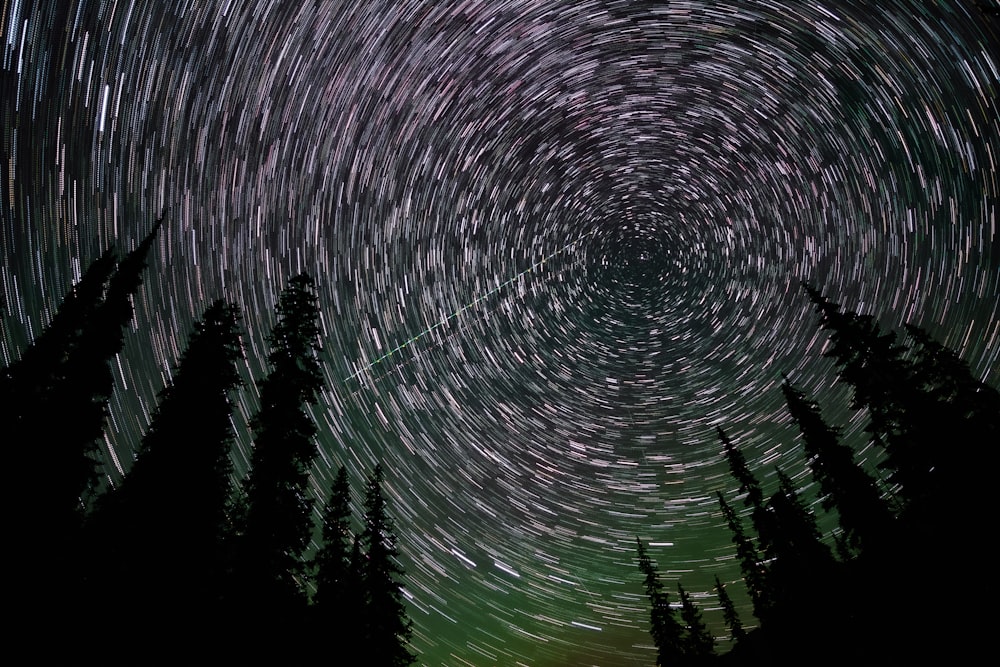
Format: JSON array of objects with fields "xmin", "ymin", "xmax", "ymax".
[{"xmin": 2, "ymin": 1, "xmax": 998, "ymax": 665}]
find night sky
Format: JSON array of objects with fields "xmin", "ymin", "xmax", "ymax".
[{"xmin": 2, "ymin": 1, "xmax": 998, "ymax": 665}]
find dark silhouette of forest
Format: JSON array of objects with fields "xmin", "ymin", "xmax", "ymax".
[
  {"xmin": 2, "ymin": 221, "xmax": 415, "ymax": 665},
  {"xmin": 4, "ymin": 219, "xmax": 997, "ymax": 666},
  {"xmin": 634, "ymin": 284, "xmax": 998, "ymax": 666}
]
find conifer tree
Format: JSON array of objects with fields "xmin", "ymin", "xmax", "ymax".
[
  {"xmin": 718, "ymin": 428, "xmax": 777, "ymax": 557},
  {"xmin": 359, "ymin": 464, "xmax": 415, "ymax": 666},
  {"xmin": 904, "ymin": 324, "xmax": 999, "ymax": 506},
  {"xmin": 678, "ymin": 583, "xmax": 715, "ymax": 661},
  {"xmin": 781, "ymin": 377, "xmax": 892, "ymax": 555},
  {"xmin": 635, "ymin": 537, "xmax": 686, "ymax": 666},
  {"xmin": 3, "ymin": 247, "xmax": 116, "ymax": 511},
  {"xmin": 716, "ymin": 492, "xmax": 771, "ymax": 623},
  {"xmin": 765, "ymin": 469, "xmax": 850, "ymax": 663},
  {"xmin": 1, "ymin": 246, "xmax": 118, "ymax": 406},
  {"xmin": 714, "ymin": 576, "xmax": 746, "ymax": 643},
  {"xmin": 4, "ymin": 221, "xmax": 159, "ymax": 639},
  {"xmin": 4, "ymin": 221, "xmax": 160, "ymax": 541},
  {"xmin": 904, "ymin": 324, "xmax": 1000, "ymax": 433},
  {"xmin": 58, "ymin": 218, "xmax": 162, "ymax": 513},
  {"xmin": 2, "ymin": 244, "xmax": 120, "ymax": 635},
  {"xmin": 766, "ymin": 469, "xmax": 832, "ymax": 569},
  {"xmin": 236, "ymin": 274, "xmax": 325, "ymax": 620},
  {"xmin": 84, "ymin": 300, "xmax": 243, "ymax": 645},
  {"xmin": 312, "ymin": 465, "xmax": 361, "ymax": 645},
  {"xmin": 803, "ymin": 284, "xmax": 934, "ymax": 514},
  {"xmin": 718, "ymin": 427, "xmax": 764, "ymax": 511}
]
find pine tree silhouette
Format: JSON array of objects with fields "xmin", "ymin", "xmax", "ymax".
[
  {"xmin": 1, "ymin": 246, "xmax": 117, "ymax": 407},
  {"xmin": 3, "ymin": 221, "xmax": 159, "ymax": 650},
  {"xmin": 3, "ymin": 245, "xmax": 117, "ymax": 648},
  {"xmin": 803, "ymin": 284, "xmax": 934, "ymax": 515},
  {"xmin": 702, "ymin": 289, "xmax": 1000, "ymax": 666},
  {"xmin": 234, "ymin": 273, "xmax": 326, "ymax": 647},
  {"xmin": 713, "ymin": 576, "xmax": 746, "ymax": 644},
  {"xmin": 60, "ymin": 219, "xmax": 162, "ymax": 514},
  {"xmin": 636, "ymin": 537, "xmax": 686, "ymax": 666},
  {"xmin": 359, "ymin": 464, "xmax": 415, "ymax": 666},
  {"xmin": 717, "ymin": 428, "xmax": 776, "ymax": 554},
  {"xmin": 312, "ymin": 466, "xmax": 361, "ymax": 646},
  {"xmin": 84, "ymin": 299, "xmax": 243, "ymax": 654},
  {"xmin": 763, "ymin": 470, "xmax": 847, "ymax": 665},
  {"xmin": 781, "ymin": 376, "xmax": 892, "ymax": 556},
  {"xmin": 904, "ymin": 324, "xmax": 1000, "ymax": 431},
  {"xmin": 903, "ymin": 324, "xmax": 999, "ymax": 519},
  {"xmin": 678, "ymin": 583, "xmax": 715, "ymax": 662},
  {"xmin": 716, "ymin": 491, "xmax": 771, "ymax": 624},
  {"xmin": 765, "ymin": 469, "xmax": 832, "ymax": 569}
]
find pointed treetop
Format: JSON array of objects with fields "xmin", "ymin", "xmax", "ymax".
[
  {"xmin": 801, "ymin": 281, "xmax": 830, "ymax": 306},
  {"xmin": 714, "ymin": 575, "xmax": 746, "ymax": 643},
  {"xmin": 717, "ymin": 427, "xmax": 765, "ymax": 513}
]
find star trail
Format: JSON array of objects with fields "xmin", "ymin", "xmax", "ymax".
[{"xmin": 2, "ymin": 1, "xmax": 998, "ymax": 665}]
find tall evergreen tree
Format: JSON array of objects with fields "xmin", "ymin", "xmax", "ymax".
[
  {"xmin": 716, "ymin": 492, "xmax": 771, "ymax": 623},
  {"xmin": 3, "ymin": 246, "xmax": 117, "ymax": 510},
  {"xmin": 781, "ymin": 377, "xmax": 893, "ymax": 555},
  {"xmin": 57, "ymin": 219, "xmax": 162, "ymax": 514},
  {"xmin": 84, "ymin": 300, "xmax": 244, "ymax": 648},
  {"xmin": 714, "ymin": 576, "xmax": 746, "ymax": 644},
  {"xmin": 904, "ymin": 324, "xmax": 1000, "ymax": 433},
  {"xmin": 2, "ymin": 244, "xmax": 120, "ymax": 639},
  {"xmin": 635, "ymin": 537, "xmax": 686, "ymax": 666},
  {"xmin": 718, "ymin": 428, "xmax": 778, "ymax": 559},
  {"xmin": 4, "ymin": 221, "xmax": 160, "ymax": 543},
  {"xmin": 765, "ymin": 469, "xmax": 832, "ymax": 569},
  {"xmin": 359, "ymin": 464, "xmax": 415, "ymax": 666},
  {"xmin": 4, "ymin": 221, "xmax": 160, "ymax": 644},
  {"xmin": 718, "ymin": 427, "xmax": 764, "ymax": 512},
  {"xmin": 678, "ymin": 583, "xmax": 715, "ymax": 661},
  {"xmin": 903, "ymin": 324, "xmax": 999, "ymax": 508},
  {"xmin": 1, "ymin": 246, "xmax": 118, "ymax": 404},
  {"xmin": 718, "ymin": 428, "xmax": 781, "ymax": 572},
  {"xmin": 236, "ymin": 274, "xmax": 326, "ymax": 622},
  {"xmin": 312, "ymin": 465, "xmax": 361, "ymax": 646},
  {"xmin": 803, "ymin": 284, "xmax": 934, "ymax": 514}
]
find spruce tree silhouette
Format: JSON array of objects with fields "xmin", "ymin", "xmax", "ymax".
[
  {"xmin": 904, "ymin": 324, "xmax": 1000, "ymax": 431},
  {"xmin": 717, "ymin": 428, "xmax": 775, "ymax": 554},
  {"xmin": 4, "ymin": 221, "xmax": 160, "ymax": 539},
  {"xmin": 1, "ymin": 246, "xmax": 117, "ymax": 412},
  {"xmin": 2, "ymin": 246, "xmax": 117, "ymax": 519},
  {"xmin": 903, "ymin": 324, "xmax": 999, "ymax": 521},
  {"xmin": 700, "ymin": 290, "xmax": 1000, "ymax": 666},
  {"xmin": 803, "ymin": 284, "xmax": 934, "ymax": 516},
  {"xmin": 60, "ymin": 218, "xmax": 162, "ymax": 515},
  {"xmin": 765, "ymin": 469, "xmax": 833, "ymax": 574},
  {"xmin": 359, "ymin": 463, "xmax": 415, "ymax": 666},
  {"xmin": 678, "ymin": 582, "xmax": 715, "ymax": 662},
  {"xmin": 83, "ymin": 300, "xmax": 243, "ymax": 653},
  {"xmin": 233, "ymin": 273, "xmax": 325, "ymax": 651},
  {"xmin": 3, "ymin": 245, "xmax": 117, "ymax": 648},
  {"xmin": 312, "ymin": 465, "xmax": 361, "ymax": 647},
  {"xmin": 758, "ymin": 469, "xmax": 841, "ymax": 667},
  {"xmin": 715, "ymin": 491, "xmax": 771, "ymax": 625},
  {"xmin": 3, "ymin": 220, "xmax": 160, "ymax": 651},
  {"xmin": 713, "ymin": 576, "xmax": 745, "ymax": 644},
  {"xmin": 780, "ymin": 376, "xmax": 892, "ymax": 556},
  {"xmin": 635, "ymin": 536, "xmax": 686, "ymax": 666},
  {"xmin": 802, "ymin": 287, "xmax": 997, "ymax": 666}
]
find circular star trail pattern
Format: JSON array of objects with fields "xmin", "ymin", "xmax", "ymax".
[{"xmin": 3, "ymin": 1, "xmax": 999, "ymax": 664}]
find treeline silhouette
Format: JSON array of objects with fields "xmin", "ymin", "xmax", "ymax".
[
  {"xmin": 634, "ymin": 284, "xmax": 998, "ymax": 666},
  {"xmin": 2, "ymin": 221, "xmax": 415, "ymax": 664},
  {"xmin": 6, "ymin": 221, "xmax": 996, "ymax": 665}
]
